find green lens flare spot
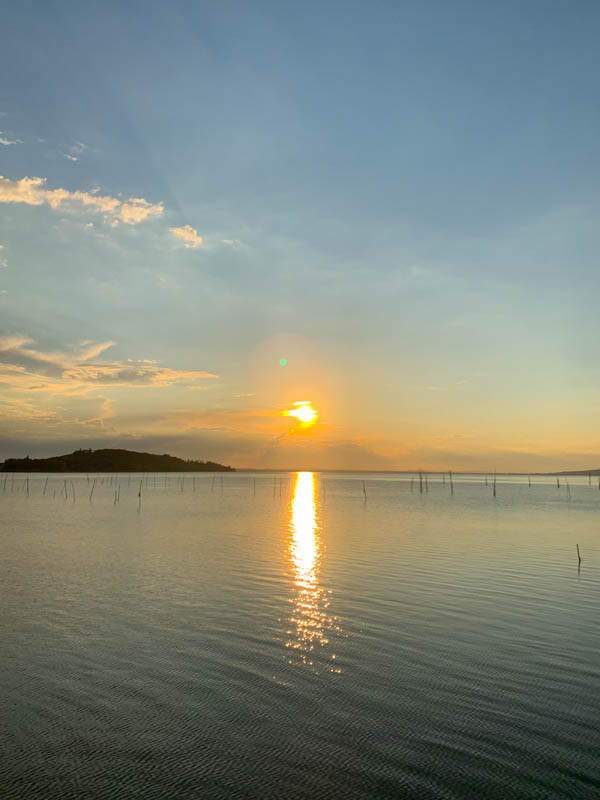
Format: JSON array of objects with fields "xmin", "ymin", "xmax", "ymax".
[{"xmin": 279, "ymin": 358, "xmax": 287, "ymax": 366}]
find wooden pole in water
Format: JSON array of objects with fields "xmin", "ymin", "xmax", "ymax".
[
  {"xmin": 449, "ymin": 470, "xmax": 454, "ymax": 496},
  {"xmin": 89, "ymin": 479, "xmax": 95, "ymax": 502},
  {"xmin": 419, "ymin": 471, "xmax": 423, "ymax": 493},
  {"xmin": 43, "ymin": 476, "xmax": 48, "ymax": 496},
  {"xmin": 577, "ymin": 543, "xmax": 582, "ymax": 565},
  {"xmin": 362, "ymin": 480, "xmax": 367, "ymax": 502}
]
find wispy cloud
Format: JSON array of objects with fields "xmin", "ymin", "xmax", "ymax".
[
  {"xmin": 0, "ymin": 244, "xmax": 6, "ymax": 269},
  {"xmin": 0, "ymin": 335, "xmax": 218, "ymax": 392},
  {"xmin": 171, "ymin": 407, "xmax": 283, "ymax": 435},
  {"xmin": 170, "ymin": 224, "xmax": 203, "ymax": 248},
  {"xmin": 0, "ymin": 132, "xmax": 22, "ymax": 146},
  {"xmin": 0, "ymin": 176, "xmax": 163, "ymax": 225},
  {"xmin": 63, "ymin": 141, "xmax": 87, "ymax": 162}
]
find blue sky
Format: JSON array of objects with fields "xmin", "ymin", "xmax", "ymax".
[{"xmin": 2, "ymin": 0, "xmax": 600, "ymax": 470}]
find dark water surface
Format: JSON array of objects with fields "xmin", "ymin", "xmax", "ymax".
[{"xmin": 1, "ymin": 472, "xmax": 599, "ymax": 798}]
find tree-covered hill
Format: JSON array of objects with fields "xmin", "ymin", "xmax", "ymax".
[{"xmin": 0, "ymin": 449, "xmax": 234, "ymax": 472}]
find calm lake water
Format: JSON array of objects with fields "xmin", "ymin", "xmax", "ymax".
[{"xmin": 1, "ymin": 472, "xmax": 599, "ymax": 799}]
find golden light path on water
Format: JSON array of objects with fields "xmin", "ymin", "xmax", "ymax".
[{"xmin": 286, "ymin": 472, "xmax": 342, "ymax": 672}]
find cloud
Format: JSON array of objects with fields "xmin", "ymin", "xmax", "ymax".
[
  {"xmin": 0, "ymin": 244, "xmax": 6, "ymax": 269},
  {"xmin": 0, "ymin": 335, "xmax": 218, "ymax": 392},
  {"xmin": 0, "ymin": 132, "xmax": 22, "ymax": 146},
  {"xmin": 172, "ymin": 407, "xmax": 282, "ymax": 435},
  {"xmin": 121, "ymin": 198, "xmax": 164, "ymax": 224},
  {"xmin": 170, "ymin": 224, "xmax": 203, "ymax": 248},
  {"xmin": 0, "ymin": 176, "xmax": 163, "ymax": 225},
  {"xmin": 63, "ymin": 141, "xmax": 87, "ymax": 161}
]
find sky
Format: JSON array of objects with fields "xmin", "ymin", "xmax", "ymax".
[{"xmin": 1, "ymin": 0, "xmax": 600, "ymax": 471}]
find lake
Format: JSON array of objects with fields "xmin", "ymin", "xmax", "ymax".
[{"xmin": 1, "ymin": 472, "xmax": 599, "ymax": 798}]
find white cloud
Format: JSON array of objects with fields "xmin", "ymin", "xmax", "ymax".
[
  {"xmin": 170, "ymin": 224, "xmax": 203, "ymax": 248},
  {"xmin": 63, "ymin": 141, "xmax": 88, "ymax": 162},
  {"xmin": 0, "ymin": 132, "xmax": 22, "ymax": 146},
  {"xmin": 0, "ymin": 175, "xmax": 163, "ymax": 225}
]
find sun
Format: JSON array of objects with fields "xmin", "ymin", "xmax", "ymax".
[{"xmin": 285, "ymin": 401, "xmax": 318, "ymax": 425}]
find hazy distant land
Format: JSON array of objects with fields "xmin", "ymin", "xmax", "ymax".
[{"xmin": 0, "ymin": 448, "xmax": 234, "ymax": 473}]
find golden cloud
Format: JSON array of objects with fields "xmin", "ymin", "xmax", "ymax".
[
  {"xmin": 170, "ymin": 224, "xmax": 203, "ymax": 248},
  {"xmin": 0, "ymin": 176, "xmax": 163, "ymax": 225}
]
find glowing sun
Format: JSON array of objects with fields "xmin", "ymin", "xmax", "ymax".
[{"xmin": 286, "ymin": 401, "xmax": 318, "ymax": 425}]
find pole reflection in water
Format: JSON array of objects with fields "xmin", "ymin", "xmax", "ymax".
[{"xmin": 286, "ymin": 472, "xmax": 342, "ymax": 673}]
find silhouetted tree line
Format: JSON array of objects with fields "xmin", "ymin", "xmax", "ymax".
[{"xmin": 0, "ymin": 448, "xmax": 234, "ymax": 472}]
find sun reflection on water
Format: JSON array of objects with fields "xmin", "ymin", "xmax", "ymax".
[{"xmin": 286, "ymin": 472, "xmax": 342, "ymax": 672}]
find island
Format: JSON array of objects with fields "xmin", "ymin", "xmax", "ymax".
[{"xmin": 0, "ymin": 448, "xmax": 234, "ymax": 473}]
